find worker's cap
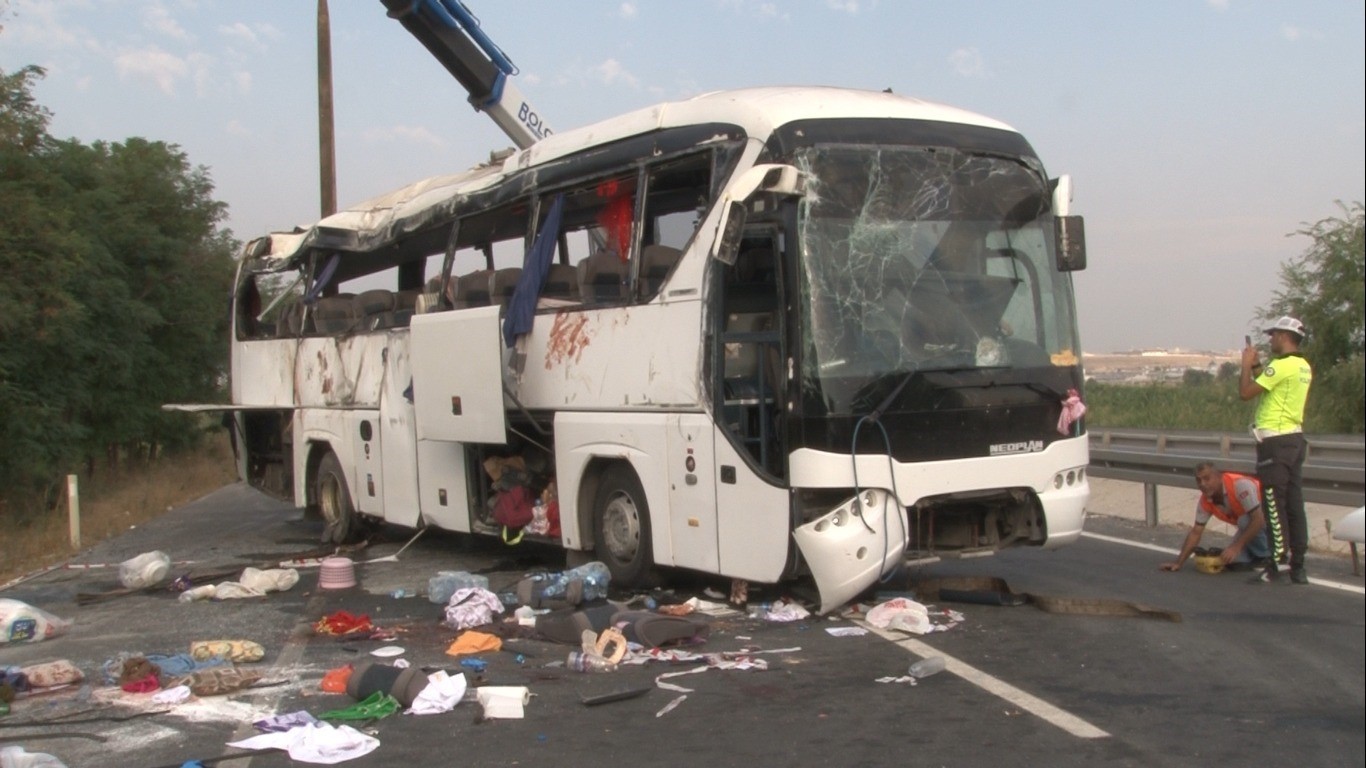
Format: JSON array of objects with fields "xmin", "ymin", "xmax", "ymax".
[{"xmin": 1264, "ymin": 316, "xmax": 1306, "ymax": 339}]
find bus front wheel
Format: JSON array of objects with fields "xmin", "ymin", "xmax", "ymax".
[
  {"xmin": 592, "ymin": 465, "xmax": 654, "ymax": 588},
  {"xmin": 315, "ymin": 451, "xmax": 358, "ymax": 544}
]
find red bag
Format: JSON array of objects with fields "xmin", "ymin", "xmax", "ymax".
[{"xmin": 493, "ymin": 486, "xmax": 535, "ymax": 529}]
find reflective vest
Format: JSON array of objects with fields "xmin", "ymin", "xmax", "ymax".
[{"xmin": 1198, "ymin": 472, "xmax": 1260, "ymax": 526}]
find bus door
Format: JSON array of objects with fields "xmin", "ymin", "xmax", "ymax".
[
  {"xmin": 409, "ymin": 305, "xmax": 508, "ymax": 530},
  {"xmin": 711, "ymin": 232, "xmax": 793, "ymax": 582},
  {"xmin": 379, "ymin": 332, "xmax": 420, "ymax": 528}
]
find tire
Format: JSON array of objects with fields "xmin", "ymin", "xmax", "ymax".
[
  {"xmin": 592, "ymin": 465, "xmax": 655, "ymax": 588},
  {"xmin": 315, "ymin": 451, "xmax": 358, "ymax": 544}
]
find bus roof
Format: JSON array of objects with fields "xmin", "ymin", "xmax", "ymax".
[{"xmin": 245, "ymin": 86, "xmax": 1016, "ymax": 267}]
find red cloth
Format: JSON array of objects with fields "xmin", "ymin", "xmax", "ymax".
[
  {"xmin": 314, "ymin": 610, "xmax": 373, "ymax": 636},
  {"xmin": 121, "ymin": 675, "xmax": 160, "ymax": 693}
]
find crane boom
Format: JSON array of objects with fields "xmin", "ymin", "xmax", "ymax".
[{"xmin": 380, "ymin": 0, "xmax": 552, "ymax": 148}]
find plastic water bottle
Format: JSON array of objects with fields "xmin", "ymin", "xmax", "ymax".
[
  {"xmin": 535, "ymin": 562, "xmax": 612, "ymax": 603},
  {"xmin": 908, "ymin": 656, "xmax": 946, "ymax": 679},
  {"xmin": 566, "ymin": 651, "xmax": 616, "ymax": 673},
  {"xmin": 427, "ymin": 571, "xmax": 489, "ymax": 604}
]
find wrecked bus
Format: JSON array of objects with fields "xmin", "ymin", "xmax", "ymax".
[{"xmin": 214, "ymin": 87, "xmax": 1090, "ymax": 612}]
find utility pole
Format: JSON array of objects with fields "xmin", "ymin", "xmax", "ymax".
[{"xmin": 317, "ymin": 0, "xmax": 337, "ymax": 217}]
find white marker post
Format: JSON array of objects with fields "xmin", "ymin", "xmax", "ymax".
[{"xmin": 67, "ymin": 474, "xmax": 81, "ymax": 550}]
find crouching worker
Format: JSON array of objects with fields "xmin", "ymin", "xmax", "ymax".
[{"xmin": 1160, "ymin": 462, "xmax": 1270, "ymax": 573}]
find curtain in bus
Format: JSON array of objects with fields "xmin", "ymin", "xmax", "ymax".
[{"xmin": 502, "ymin": 194, "xmax": 565, "ymax": 347}]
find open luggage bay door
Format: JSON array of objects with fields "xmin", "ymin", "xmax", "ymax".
[{"xmin": 409, "ymin": 305, "xmax": 509, "ymax": 444}]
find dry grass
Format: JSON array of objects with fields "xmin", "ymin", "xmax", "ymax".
[{"xmin": 1, "ymin": 435, "xmax": 239, "ymax": 586}]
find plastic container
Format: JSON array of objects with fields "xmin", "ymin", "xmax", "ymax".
[
  {"xmin": 427, "ymin": 571, "xmax": 490, "ymax": 604},
  {"xmin": 537, "ymin": 562, "xmax": 612, "ymax": 603},
  {"xmin": 118, "ymin": 551, "xmax": 171, "ymax": 589},
  {"xmin": 908, "ymin": 656, "xmax": 946, "ymax": 679},
  {"xmin": 566, "ymin": 651, "xmax": 617, "ymax": 673}
]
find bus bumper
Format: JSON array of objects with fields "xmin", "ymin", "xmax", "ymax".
[{"xmin": 793, "ymin": 488, "xmax": 908, "ymax": 614}]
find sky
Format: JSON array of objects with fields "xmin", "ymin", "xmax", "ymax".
[{"xmin": 2, "ymin": 0, "xmax": 1362, "ymax": 353}]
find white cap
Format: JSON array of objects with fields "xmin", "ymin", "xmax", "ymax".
[{"xmin": 1264, "ymin": 316, "xmax": 1306, "ymax": 338}]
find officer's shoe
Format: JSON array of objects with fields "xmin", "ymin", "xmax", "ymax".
[
  {"xmin": 1247, "ymin": 564, "xmax": 1282, "ymax": 584},
  {"xmin": 1289, "ymin": 567, "xmax": 1309, "ymax": 585}
]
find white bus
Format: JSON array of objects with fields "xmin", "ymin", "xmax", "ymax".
[{"xmin": 219, "ymin": 87, "xmax": 1090, "ymax": 612}]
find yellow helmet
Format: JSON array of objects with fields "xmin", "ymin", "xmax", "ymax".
[{"xmin": 1193, "ymin": 547, "xmax": 1224, "ymax": 575}]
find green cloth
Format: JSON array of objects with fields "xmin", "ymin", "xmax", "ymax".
[
  {"xmin": 320, "ymin": 691, "xmax": 400, "ymax": 721},
  {"xmin": 1254, "ymin": 354, "xmax": 1312, "ymax": 432}
]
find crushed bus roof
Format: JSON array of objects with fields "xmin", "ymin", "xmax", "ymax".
[{"xmin": 244, "ymin": 86, "xmax": 1015, "ymax": 267}]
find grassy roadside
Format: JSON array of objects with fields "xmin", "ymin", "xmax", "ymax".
[{"xmin": 0, "ymin": 435, "xmax": 239, "ymax": 586}]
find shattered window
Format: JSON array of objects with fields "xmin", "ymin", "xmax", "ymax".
[{"xmin": 795, "ymin": 145, "xmax": 1079, "ymax": 413}]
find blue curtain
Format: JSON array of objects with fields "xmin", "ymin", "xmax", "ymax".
[{"xmin": 502, "ymin": 193, "xmax": 565, "ymax": 347}]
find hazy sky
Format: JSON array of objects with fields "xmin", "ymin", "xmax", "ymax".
[{"xmin": 2, "ymin": 0, "xmax": 1362, "ymax": 353}]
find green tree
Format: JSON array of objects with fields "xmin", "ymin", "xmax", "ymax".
[
  {"xmin": 0, "ymin": 64, "xmax": 237, "ymax": 509},
  {"xmin": 1261, "ymin": 201, "xmax": 1365, "ymax": 433}
]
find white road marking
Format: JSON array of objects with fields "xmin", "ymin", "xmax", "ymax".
[
  {"xmin": 857, "ymin": 621, "xmax": 1111, "ymax": 739},
  {"xmin": 1081, "ymin": 531, "xmax": 1366, "ymax": 595},
  {"xmin": 220, "ymin": 593, "xmax": 327, "ymax": 768}
]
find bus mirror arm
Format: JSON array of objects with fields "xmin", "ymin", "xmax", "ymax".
[{"xmin": 712, "ymin": 164, "xmax": 805, "ymax": 264}]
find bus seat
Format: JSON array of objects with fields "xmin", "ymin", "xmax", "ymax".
[
  {"xmin": 542, "ymin": 264, "xmax": 578, "ymax": 301},
  {"xmin": 490, "ymin": 268, "xmax": 522, "ymax": 307},
  {"xmin": 454, "ymin": 269, "xmax": 494, "ymax": 308},
  {"xmin": 312, "ymin": 296, "xmax": 357, "ymax": 334},
  {"xmin": 276, "ymin": 301, "xmax": 305, "ymax": 338},
  {"xmin": 577, "ymin": 250, "xmax": 627, "ymax": 303},
  {"xmin": 639, "ymin": 244, "xmax": 682, "ymax": 298},
  {"xmin": 385, "ymin": 288, "xmax": 419, "ymax": 327}
]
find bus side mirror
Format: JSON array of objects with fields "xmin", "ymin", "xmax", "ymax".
[
  {"xmin": 713, "ymin": 164, "xmax": 804, "ymax": 265},
  {"xmin": 1055, "ymin": 215, "xmax": 1086, "ymax": 272},
  {"xmin": 1050, "ymin": 174, "xmax": 1085, "ymax": 271}
]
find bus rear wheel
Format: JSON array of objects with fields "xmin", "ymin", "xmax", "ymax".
[
  {"xmin": 315, "ymin": 451, "xmax": 358, "ymax": 544},
  {"xmin": 592, "ymin": 465, "xmax": 654, "ymax": 588}
]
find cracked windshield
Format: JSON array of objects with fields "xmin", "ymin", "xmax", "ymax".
[{"xmin": 795, "ymin": 145, "xmax": 1080, "ymax": 413}]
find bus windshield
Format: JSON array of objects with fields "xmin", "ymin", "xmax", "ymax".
[{"xmin": 794, "ymin": 144, "xmax": 1080, "ymax": 415}]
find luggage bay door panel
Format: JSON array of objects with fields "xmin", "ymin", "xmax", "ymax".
[{"xmin": 409, "ymin": 306, "xmax": 509, "ymax": 444}]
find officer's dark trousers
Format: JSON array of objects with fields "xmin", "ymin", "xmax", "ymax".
[{"xmin": 1256, "ymin": 433, "xmax": 1308, "ymax": 569}]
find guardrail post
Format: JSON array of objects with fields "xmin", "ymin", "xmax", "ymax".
[{"xmin": 1144, "ymin": 482, "xmax": 1159, "ymax": 527}]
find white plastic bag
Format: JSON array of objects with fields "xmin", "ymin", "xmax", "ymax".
[
  {"xmin": 1, "ymin": 745, "xmax": 69, "ymax": 768},
  {"xmin": 0, "ymin": 599, "xmax": 72, "ymax": 645},
  {"xmin": 239, "ymin": 567, "xmax": 300, "ymax": 593},
  {"xmin": 865, "ymin": 597, "xmax": 933, "ymax": 634},
  {"xmin": 118, "ymin": 550, "xmax": 171, "ymax": 589}
]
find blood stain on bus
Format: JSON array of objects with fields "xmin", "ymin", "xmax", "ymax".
[{"xmin": 546, "ymin": 313, "xmax": 593, "ymax": 368}]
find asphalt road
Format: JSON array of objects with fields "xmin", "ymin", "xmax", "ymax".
[{"xmin": 1, "ymin": 483, "xmax": 1362, "ymax": 768}]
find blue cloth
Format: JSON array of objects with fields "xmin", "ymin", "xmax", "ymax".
[
  {"xmin": 502, "ymin": 194, "xmax": 565, "ymax": 347},
  {"xmin": 1233, "ymin": 513, "xmax": 1271, "ymax": 563}
]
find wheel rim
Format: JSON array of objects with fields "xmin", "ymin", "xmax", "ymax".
[
  {"xmin": 601, "ymin": 490, "xmax": 641, "ymax": 564},
  {"xmin": 319, "ymin": 472, "xmax": 345, "ymax": 527}
]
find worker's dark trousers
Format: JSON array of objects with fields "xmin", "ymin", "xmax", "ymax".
[{"xmin": 1256, "ymin": 433, "xmax": 1308, "ymax": 569}]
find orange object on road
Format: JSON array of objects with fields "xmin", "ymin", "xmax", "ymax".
[{"xmin": 321, "ymin": 663, "xmax": 354, "ymax": 692}]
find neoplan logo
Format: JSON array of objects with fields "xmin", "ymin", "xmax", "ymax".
[{"xmin": 989, "ymin": 440, "xmax": 1044, "ymax": 456}]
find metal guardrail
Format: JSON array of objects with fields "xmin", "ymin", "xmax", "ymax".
[{"xmin": 1088, "ymin": 428, "xmax": 1366, "ymax": 510}]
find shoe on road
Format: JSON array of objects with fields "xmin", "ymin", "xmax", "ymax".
[
  {"xmin": 1248, "ymin": 565, "xmax": 1282, "ymax": 584},
  {"xmin": 1290, "ymin": 567, "xmax": 1309, "ymax": 584}
]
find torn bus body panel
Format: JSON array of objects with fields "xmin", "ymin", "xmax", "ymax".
[
  {"xmin": 793, "ymin": 488, "xmax": 908, "ymax": 614},
  {"xmin": 294, "ymin": 335, "xmax": 388, "ymax": 408}
]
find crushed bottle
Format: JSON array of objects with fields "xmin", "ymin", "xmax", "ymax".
[{"xmin": 908, "ymin": 656, "xmax": 946, "ymax": 679}]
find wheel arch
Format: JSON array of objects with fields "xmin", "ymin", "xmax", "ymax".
[{"xmin": 304, "ymin": 439, "xmax": 339, "ymax": 513}]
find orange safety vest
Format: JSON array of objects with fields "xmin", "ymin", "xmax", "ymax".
[{"xmin": 1198, "ymin": 472, "xmax": 1260, "ymax": 526}]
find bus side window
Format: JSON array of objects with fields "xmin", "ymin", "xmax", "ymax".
[
  {"xmin": 558, "ymin": 175, "xmax": 637, "ymax": 307},
  {"xmin": 638, "ymin": 152, "xmax": 712, "ymax": 300}
]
